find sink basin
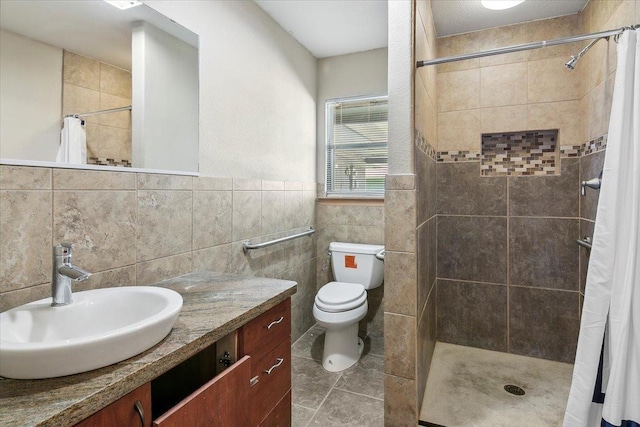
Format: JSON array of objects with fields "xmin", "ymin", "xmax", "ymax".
[{"xmin": 0, "ymin": 286, "xmax": 183, "ymax": 379}]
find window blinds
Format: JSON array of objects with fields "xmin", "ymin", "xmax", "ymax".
[{"xmin": 325, "ymin": 96, "xmax": 388, "ymax": 197}]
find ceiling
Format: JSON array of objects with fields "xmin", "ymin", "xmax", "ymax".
[
  {"xmin": 254, "ymin": 0, "xmax": 590, "ymax": 58},
  {"xmin": 253, "ymin": 0, "xmax": 388, "ymax": 58},
  {"xmin": 0, "ymin": 0, "xmax": 197, "ymax": 71},
  {"xmin": 433, "ymin": 0, "xmax": 588, "ymax": 37}
]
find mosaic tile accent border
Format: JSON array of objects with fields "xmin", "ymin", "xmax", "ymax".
[
  {"xmin": 418, "ymin": 132, "xmax": 607, "ymax": 167},
  {"xmin": 559, "ymin": 145, "xmax": 583, "ymax": 158},
  {"xmin": 481, "ymin": 130, "xmax": 559, "ymax": 176},
  {"xmin": 415, "ymin": 129, "xmax": 437, "ymax": 161},
  {"xmin": 88, "ymin": 157, "xmax": 132, "ymax": 167},
  {"xmin": 583, "ymin": 134, "xmax": 608, "ymax": 156},
  {"xmin": 560, "ymin": 134, "xmax": 608, "ymax": 158},
  {"xmin": 437, "ymin": 151, "xmax": 481, "ymax": 162}
]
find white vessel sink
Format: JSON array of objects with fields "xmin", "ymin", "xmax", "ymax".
[{"xmin": 0, "ymin": 286, "xmax": 183, "ymax": 379}]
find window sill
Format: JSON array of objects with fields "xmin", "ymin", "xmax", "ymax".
[{"xmin": 317, "ymin": 197, "xmax": 384, "ymax": 206}]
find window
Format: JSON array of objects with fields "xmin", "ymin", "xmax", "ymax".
[{"xmin": 325, "ymin": 95, "xmax": 388, "ymax": 198}]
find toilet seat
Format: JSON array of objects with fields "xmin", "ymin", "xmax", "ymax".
[{"xmin": 315, "ymin": 282, "xmax": 367, "ymax": 313}]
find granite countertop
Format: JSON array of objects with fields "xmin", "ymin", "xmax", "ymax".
[{"xmin": 0, "ymin": 272, "xmax": 297, "ymax": 427}]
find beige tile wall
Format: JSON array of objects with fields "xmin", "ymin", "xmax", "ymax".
[
  {"xmin": 437, "ymin": 14, "xmax": 584, "ymax": 152},
  {"xmin": 0, "ymin": 166, "xmax": 317, "ymax": 342},
  {"xmin": 415, "ymin": 0, "xmax": 438, "ymax": 149},
  {"xmin": 437, "ymin": 0, "xmax": 638, "ymax": 153},
  {"xmin": 579, "ymin": 0, "xmax": 637, "ymax": 142},
  {"xmin": 384, "ymin": 173, "xmax": 419, "ymax": 426},
  {"xmin": 315, "ymin": 197, "xmax": 385, "ymax": 339},
  {"xmin": 63, "ymin": 51, "xmax": 132, "ymax": 163}
]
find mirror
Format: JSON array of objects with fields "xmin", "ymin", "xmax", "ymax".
[{"xmin": 0, "ymin": 0, "xmax": 199, "ymax": 173}]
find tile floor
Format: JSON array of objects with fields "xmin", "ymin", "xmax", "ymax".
[
  {"xmin": 291, "ymin": 324, "xmax": 385, "ymax": 426},
  {"xmin": 420, "ymin": 342, "xmax": 574, "ymax": 427}
]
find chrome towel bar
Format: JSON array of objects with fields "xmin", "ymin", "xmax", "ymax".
[
  {"xmin": 577, "ymin": 237, "xmax": 593, "ymax": 250},
  {"xmin": 243, "ymin": 227, "xmax": 315, "ymax": 254}
]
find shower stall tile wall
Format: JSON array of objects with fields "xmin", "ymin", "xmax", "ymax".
[{"xmin": 435, "ymin": 157, "xmax": 583, "ymax": 363}]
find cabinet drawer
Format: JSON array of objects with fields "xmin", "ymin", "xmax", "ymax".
[
  {"xmin": 241, "ymin": 299, "xmax": 291, "ymax": 359},
  {"xmin": 75, "ymin": 383, "xmax": 151, "ymax": 427},
  {"xmin": 259, "ymin": 390, "xmax": 292, "ymax": 427},
  {"xmin": 250, "ymin": 337, "xmax": 291, "ymax": 426},
  {"xmin": 153, "ymin": 356, "xmax": 251, "ymax": 427}
]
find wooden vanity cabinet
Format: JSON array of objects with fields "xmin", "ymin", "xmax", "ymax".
[
  {"xmin": 240, "ymin": 299, "xmax": 292, "ymax": 426},
  {"xmin": 74, "ymin": 298, "xmax": 292, "ymax": 427},
  {"xmin": 74, "ymin": 383, "xmax": 151, "ymax": 427}
]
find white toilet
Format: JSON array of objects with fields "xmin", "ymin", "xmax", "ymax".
[{"xmin": 313, "ymin": 242, "xmax": 385, "ymax": 372}]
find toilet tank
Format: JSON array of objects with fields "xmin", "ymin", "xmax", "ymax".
[{"xmin": 329, "ymin": 242, "xmax": 385, "ymax": 290}]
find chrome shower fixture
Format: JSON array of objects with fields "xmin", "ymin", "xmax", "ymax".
[
  {"xmin": 565, "ymin": 37, "xmax": 608, "ymax": 70},
  {"xmin": 565, "ymin": 56, "xmax": 579, "ymax": 70}
]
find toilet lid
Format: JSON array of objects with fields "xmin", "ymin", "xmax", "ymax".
[{"xmin": 315, "ymin": 282, "xmax": 367, "ymax": 313}]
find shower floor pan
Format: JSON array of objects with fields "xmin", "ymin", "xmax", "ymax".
[{"xmin": 419, "ymin": 342, "xmax": 573, "ymax": 427}]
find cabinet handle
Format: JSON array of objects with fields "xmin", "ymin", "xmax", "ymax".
[
  {"xmin": 266, "ymin": 316, "xmax": 284, "ymax": 330},
  {"xmin": 134, "ymin": 400, "xmax": 146, "ymax": 427},
  {"xmin": 264, "ymin": 358, "xmax": 284, "ymax": 375}
]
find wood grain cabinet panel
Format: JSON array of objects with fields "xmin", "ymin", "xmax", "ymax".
[
  {"xmin": 259, "ymin": 391, "xmax": 292, "ymax": 427},
  {"xmin": 74, "ymin": 383, "xmax": 151, "ymax": 427},
  {"xmin": 152, "ymin": 356, "xmax": 251, "ymax": 427},
  {"xmin": 242, "ymin": 300, "xmax": 292, "ymax": 427},
  {"xmin": 241, "ymin": 299, "xmax": 291, "ymax": 358},
  {"xmin": 250, "ymin": 337, "xmax": 292, "ymax": 426}
]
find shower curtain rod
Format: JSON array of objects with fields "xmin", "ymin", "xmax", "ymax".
[
  {"xmin": 66, "ymin": 105, "xmax": 132, "ymax": 118},
  {"xmin": 417, "ymin": 24, "xmax": 639, "ymax": 67}
]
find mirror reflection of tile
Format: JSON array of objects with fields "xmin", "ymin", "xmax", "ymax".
[{"xmin": 62, "ymin": 51, "xmax": 132, "ymax": 167}]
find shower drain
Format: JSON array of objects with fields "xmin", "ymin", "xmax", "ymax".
[{"xmin": 504, "ymin": 385, "xmax": 526, "ymax": 396}]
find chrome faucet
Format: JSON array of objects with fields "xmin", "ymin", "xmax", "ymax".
[
  {"xmin": 52, "ymin": 243, "xmax": 91, "ymax": 306},
  {"xmin": 581, "ymin": 170, "xmax": 603, "ymax": 196}
]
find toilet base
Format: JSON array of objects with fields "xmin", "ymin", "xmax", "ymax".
[{"xmin": 321, "ymin": 322, "xmax": 364, "ymax": 372}]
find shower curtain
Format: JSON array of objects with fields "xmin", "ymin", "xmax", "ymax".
[
  {"xmin": 564, "ymin": 29, "xmax": 639, "ymax": 427},
  {"xmin": 55, "ymin": 116, "xmax": 87, "ymax": 164}
]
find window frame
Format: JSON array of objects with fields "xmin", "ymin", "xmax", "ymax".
[{"xmin": 324, "ymin": 94, "xmax": 388, "ymax": 199}]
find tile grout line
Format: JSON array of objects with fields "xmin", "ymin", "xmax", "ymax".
[
  {"xmin": 332, "ymin": 387, "xmax": 384, "ymax": 402},
  {"xmin": 306, "ymin": 371, "xmax": 344, "ymax": 427},
  {"xmin": 506, "ymin": 175, "xmax": 511, "ymax": 354}
]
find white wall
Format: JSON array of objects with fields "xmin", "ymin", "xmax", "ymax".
[
  {"xmin": 388, "ymin": 1, "xmax": 414, "ymax": 175},
  {"xmin": 0, "ymin": 30, "xmax": 62, "ymax": 161},
  {"xmin": 315, "ymin": 48, "xmax": 388, "ymax": 183},
  {"xmin": 146, "ymin": 0, "xmax": 317, "ymax": 181},
  {"xmin": 132, "ymin": 22, "xmax": 198, "ymax": 172}
]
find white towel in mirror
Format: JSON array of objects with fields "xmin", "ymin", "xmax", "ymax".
[{"xmin": 56, "ymin": 117, "xmax": 86, "ymax": 164}]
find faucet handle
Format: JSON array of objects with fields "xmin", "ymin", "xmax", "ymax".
[{"xmin": 55, "ymin": 242, "xmax": 75, "ymax": 256}]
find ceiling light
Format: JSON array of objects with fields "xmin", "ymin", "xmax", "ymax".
[
  {"xmin": 481, "ymin": 0, "xmax": 525, "ymax": 10},
  {"xmin": 104, "ymin": 0, "xmax": 143, "ymax": 10}
]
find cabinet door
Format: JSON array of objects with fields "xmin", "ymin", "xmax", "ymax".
[
  {"xmin": 250, "ymin": 338, "xmax": 291, "ymax": 426},
  {"xmin": 241, "ymin": 299, "xmax": 291, "ymax": 358},
  {"xmin": 75, "ymin": 383, "xmax": 151, "ymax": 427},
  {"xmin": 153, "ymin": 355, "xmax": 251, "ymax": 427},
  {"xmin": 259, "ymin": 390, "xmax": 292, "ymax": 427}
]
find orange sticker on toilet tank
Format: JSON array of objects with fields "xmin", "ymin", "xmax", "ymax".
[{"xmin": 345, "ymin": 255, "xmax": 358, "ymax": 268}]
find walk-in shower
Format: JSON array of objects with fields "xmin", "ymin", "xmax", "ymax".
[{"xmin": 415, "ymin": 18, "xmax": 639, "ymax": 427}]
